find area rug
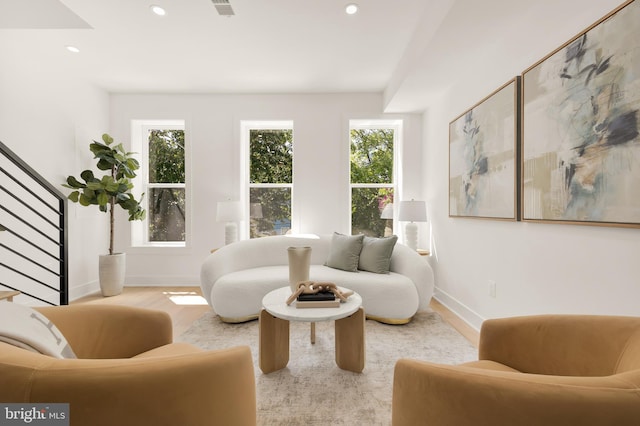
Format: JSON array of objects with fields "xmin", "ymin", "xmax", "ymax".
[{"xmin": 178, "ymin": 310, "xmax": 477, "ymax": 426}]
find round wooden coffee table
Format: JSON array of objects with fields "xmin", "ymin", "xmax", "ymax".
[{"xmin": 259, "ymin": 286, "xmax": 365, "ymax": 374}]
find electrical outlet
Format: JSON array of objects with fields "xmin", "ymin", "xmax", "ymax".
[{"xmin": 488, "ymin": 280, "xmax": 496, "ymax": 298}]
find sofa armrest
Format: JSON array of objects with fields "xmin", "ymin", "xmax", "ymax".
[
  {"xmin": 5, "ymin": 345, "xmax": 256, "ymax": 426},
  {"xmin": 36, "ymin": 305, "xmax": 173, "ymax": 359},
  {"xmin": 479, "ymin": 315, "xmax": 640, "ymax": 376},
  {"xmin": 389, "ymin": 243, "xmax": 434, "ymax": 310},
  {"xmin": 392, "ymin": 358, "xmax": 640, "ymax": 426}
]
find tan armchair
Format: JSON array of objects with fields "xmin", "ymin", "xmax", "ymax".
[
  {"xmin": 392, "ymin": 314, "xmax": 640, "ymax": 426},
  {"xmin": 0, "ymin": 304, "xmax": 256, "ymax": 426}
]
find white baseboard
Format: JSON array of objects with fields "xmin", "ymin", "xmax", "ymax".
[
  {"xmin": 433, "ymin": 286, "xmax": 485, "ymax": 332},
  {"xmin": 69, "ymin": 280, "xmax": 100, "ymax": 302},
  {"xmin": 68, "ymin": 277, "xmax": 199, "ymax": 302}
]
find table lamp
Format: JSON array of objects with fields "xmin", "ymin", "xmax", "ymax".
[
  {"xmin": 216, "ymin": 201, "xmax": 241, "ymax": 245},
  {"xmin": 250, "ymin": 203, "xmax": 263, "ymax": 219},
  {"xmin": 380, "ymin": 203, "xmax": 394, "ymax": 237},
  {"xmin": 398, "ymin": 200, "xmax": 427, "ymax": 250}
]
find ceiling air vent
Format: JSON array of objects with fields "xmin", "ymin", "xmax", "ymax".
[{"xmin": 211, "ymin": 0, "xmax": 235, "ymax": 16}]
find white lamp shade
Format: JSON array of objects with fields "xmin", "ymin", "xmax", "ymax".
[
  {"xmin": 398, "ymin": 200, "xmax": 427, "ymax": 222},
  {"xmin": 216, "ymin": 201, "xmax": 241, "ymax": 222},
  {"xmin": 380, "ymin": 203, "xmax": 394, "ymax": 219}
]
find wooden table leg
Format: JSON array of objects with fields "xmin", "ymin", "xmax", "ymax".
[
  {"xmin": 259, "ymin": 309, "xmax": 290, "ymax": 374},
  {"xmin": 310, "ymin": 322, "xmax": 316, "ymax": 344},
  {"xmin": 335, "ymin": 307, "xmax": 365, "ymax": 373}
]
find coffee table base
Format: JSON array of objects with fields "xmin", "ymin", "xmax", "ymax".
[{"xmin": 259, "ymin": 307, "xmax": 365, "ymax": 374}]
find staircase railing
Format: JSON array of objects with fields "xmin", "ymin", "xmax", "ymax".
[{"xmin": 0, "ymin": 141, "xmax": 68, "ymax": 305}]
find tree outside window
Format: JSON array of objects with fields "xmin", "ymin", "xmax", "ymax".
[
  {"xmin": 249, "ymin": 128, "xmax": 292, "ymax": 238},
  {"xmin": 350, "ymin": 127, "xmax": 395, "ymax": 237}
]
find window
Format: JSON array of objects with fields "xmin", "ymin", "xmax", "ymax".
[
  {"xmin": 350, "ymin": 120, "xmax": 400, "ymax": 237},
  {"xmin": 243, "ymin": 121, "xmax": 293, "ymax": 238},
  {"xmin": 131, "ymin": 120, "xmax": 186, "ymax": 247}
]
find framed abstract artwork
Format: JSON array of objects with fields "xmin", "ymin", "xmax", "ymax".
[
  {"xmin": 449, "ymin": 77, "xmax": 520, "ymax": 220},
  {"xmin": 521, "ymin": 0, "xmax": 640, "ymax": 228}
]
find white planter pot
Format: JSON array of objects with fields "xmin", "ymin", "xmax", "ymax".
[{"xmin": 99, "ymin": 253, "xmax": 126, "ymax": 297}]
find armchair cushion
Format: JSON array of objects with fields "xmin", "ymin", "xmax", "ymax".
[
  {"xmin": 0, "ymin": 304, "xmax": 256, "ymax": 426},
  {"xmin": 392, "ymin": 314, "xmax": 640, "ymax": 426},
  {"xmin": 36, "ymin": 304, "xmax": 173, "ymax": 359}
]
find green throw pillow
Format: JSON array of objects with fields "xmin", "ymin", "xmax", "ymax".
[
  {"xmin": 325, "ymin": 232, "xmax": 364, "ymax": 272},
  {"xmin": 358, "ymin": 235, "xmax": 398, "ymax": 274}
]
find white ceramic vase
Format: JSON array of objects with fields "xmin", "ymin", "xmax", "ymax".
[
  {"xmin": 287, "ymin": 246, "xmax": 311, "ymax": 293},
  {"xmin": 99, "ymin": 253, "xmax": 126, "ymax": 297}
]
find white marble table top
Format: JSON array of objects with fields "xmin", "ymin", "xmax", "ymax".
[{"xmin": 262, "ymin": 286, "xmax": 362, "ymax": 322}]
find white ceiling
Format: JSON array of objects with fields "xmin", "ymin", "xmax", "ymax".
[
  {"xmin": 0, "ymin": 0, "xmax": 455, "ymax": 111},
  {"xmin": 4, "ymin": 1, "xmax": 610, "ymax": 113}
]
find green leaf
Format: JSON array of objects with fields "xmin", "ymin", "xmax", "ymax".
[
  {"xmin": 100, "ymin": 175, "xmax": 115, "ymax": 184},
  {"xmin": 80, "ymin": 170, "xmax": 95, "ymax": 183},
  {"xmin": 79, "ymin": 193, "xmax": 92, "ymax": 206},
  {"xmin": 102, "ymin": 133, "xmax": 114, "ymax": 145},
  {"xmin": 118, "ymin": 196, "xmax": 135, "ymax": 210},
  {"xmin": 105, "ymin": 180, "xmax": 120, "ymax": 192},
  {"xmin": 116, "ymin": 193, "xmax": 129, "ymax": 202},
  {"xmin": 96, "ymin": 158, "xmax": 113, "ymax": 170},
  {"xmin": 86, "ymin": 181, "xmax": 103, "ymax": 191},
  {"xmin": 97, "ymin": 191, "xmax": 109, "ymax": 206},
  {"xmin": 65, "ymin": 176, "xmax": 85, "ymax": 188},
  {"xmin": 129, "ymin": 208, "xmax": 146, "ymax": 221},
  {"xmin": 90, "ymin": 142, "xmax": 109, "ymax": 156},
  {"xmin": 68, "ymin": 191, "xmax": 80, "ymax": 202},
  {"xmin": 82, "ymin": 188, "xmax": 96, "ymax": 200},
  {"xmin": 121, "ymin": 166, "xmax": 136, "ymax": 179},
  {"xmin": 126, "ymin": 158, "xmax": 140, "ymax": 170}
]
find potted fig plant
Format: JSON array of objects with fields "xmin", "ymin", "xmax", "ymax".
[{"xmin": 63, "ymin": 133, "xmax": 145, "ymax": 296}]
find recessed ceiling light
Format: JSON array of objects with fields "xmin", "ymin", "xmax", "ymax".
[
  {"xmin": 150, "ymin": 5, "xmax": 166, "ymax": 16},
  {"xmin": 345, "ymin": 3, "xmax": 358, "ymax": 15},
  {"xmin": 66, "ymin": 45, "xmax": 80, "ymax": 53}
]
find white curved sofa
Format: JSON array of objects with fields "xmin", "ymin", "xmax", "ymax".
[{"xmin": 200, "ymin": 235, "xmax": 434, "ymax": 324}]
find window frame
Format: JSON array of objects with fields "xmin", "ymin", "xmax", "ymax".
[
  {"xmin": 130, "ymin": 120, "xmax": 187, "ymax": 248},
  {"xmin": 349, "ymin": 119, "xmax": 402, "ymax": 236},
  {"xmin": 240, "ymin": 120, "xmax": 294, "ymax": 240}
]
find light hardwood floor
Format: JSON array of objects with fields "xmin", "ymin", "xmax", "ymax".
[
  {"xmin": 73, "ymin": 287, "xmax": 480, "ymax": 347},
  {"xmin": 430, "ymin": 298, "xmax": 479, "ymax": 347},
  {"xmin": 73, "ymin": 287, "xmax": 211, "ymax": 337}
]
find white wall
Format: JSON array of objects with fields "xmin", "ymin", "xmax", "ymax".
[
  {"xmin": 110, "ymin": 93, "xmax": 423, "ymax": 286},
  {"xmin": 422, "ymin": 0, "xmax": 640, "ymax": 329},
  {"xmin": 0, "ymin": 37, "xmax": 110, "ymax": 302}
]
